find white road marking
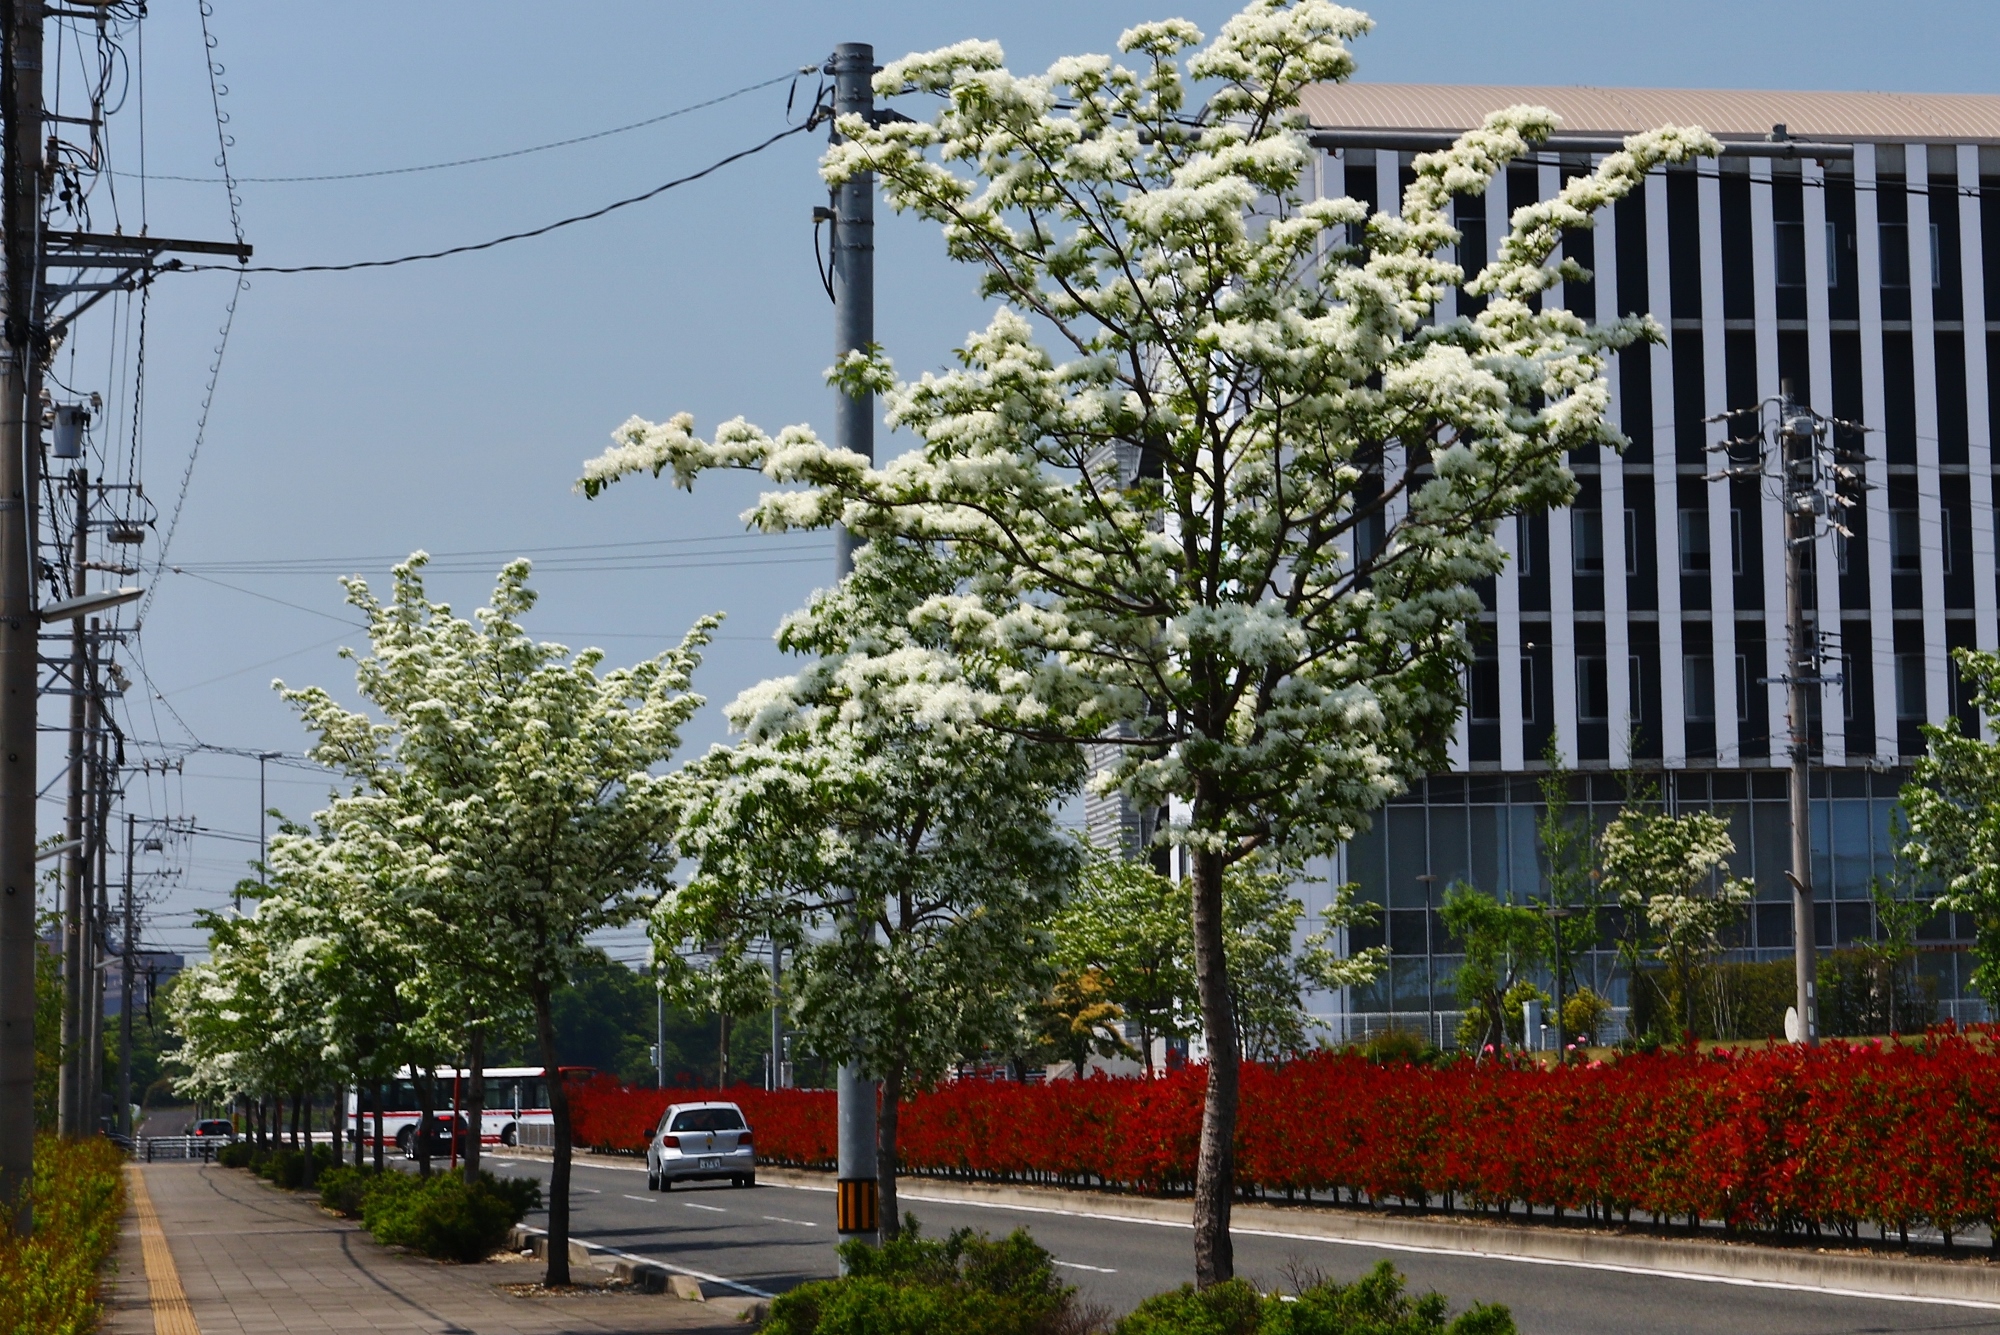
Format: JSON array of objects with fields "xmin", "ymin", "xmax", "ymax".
[
  {"xmin": 574, "ymin": 1186, "xmax": 600, "ymax": 1194},
  {"xmin": 1054, "ymin": 1260, "xmax": 1117, "ymax": 1273},
  {"xmin": 875, "ymin": 1190, "xmax": 2000, "ymax": 1313},
  {"xmin": 622, "ymin": 1194, "xmax": 656, "ymax": 1204},
  {"xmin": 682, "ymin": 1201, "xmax": 727, "ymax": 1213},
  {"xmin": 515, "ymin": 1224, "xmax": 773, "ymax": 1300},
  {"xmin": 762, "ymin": 1215, "xmax": 819, "ymax": 1227}
]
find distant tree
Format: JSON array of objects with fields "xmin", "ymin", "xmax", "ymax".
[
  {"xmin": 1900, "ymin": 648, "xmax": 2000, "ymax": 1003},
  {"xmin": 657, "ymin": 543, "xmax": 1080, "ymax": 1237},
  {"xmin": 1596, "ymin": 802, "xmax": 1750, "ymax": 1040},
  {"xmin": 1440, "ymin": 885, "xmax": 1545, "ymax": 1055},
  {"xmin": 279, "ymin": 555, "xmax": 711, "ymax": 1286}
]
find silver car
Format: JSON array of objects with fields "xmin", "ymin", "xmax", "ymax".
[{"xmin": 646, "ymin": 1101, "xmax": 755, "ymax": 1190}]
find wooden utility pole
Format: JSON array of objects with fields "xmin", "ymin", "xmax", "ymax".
[{"xmin": 0, "ymin": 0, "xmax": 45, "ymax": 1231}]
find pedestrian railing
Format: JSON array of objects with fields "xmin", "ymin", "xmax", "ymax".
[
  {"xmin": 141, "ymin": 1136, "xmax": 223, "ymax": 1162},
  {"xmin": 516, "ymin": 1122, "xmax": 555, "ymax": 1150}
]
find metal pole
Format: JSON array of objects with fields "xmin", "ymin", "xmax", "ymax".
[
  {"xmin": 57, "ymin": 470, "xmax": 86, "ymax": 1135},
  {"xmin": 655, "ymin": 963, "xmax": 665, "ymax": 1090},
  {"xmin": 119, "ymin": 813, "xmax": 132, "ymax": 1138},
  {"xmin": 86, "ymin": 671, "xmax": 106, "ymax": 1130},
  {"xmin": 1415, "ymin": 873, "xmax": 1437, "ymax": 1044},
  {"xmin": 769, "ymin": 943, "xmax": 783, "ymax": 1091},
  {"xmin": 830, "ymin": 39, "xmax": 880, "ymax": 1251},
  {"xmin": 1783, "ymin": 399, "xmax": 1820, "ymax": 1044},
  {"xmin": 0, "ymin": 0, "xmax": 44, "ymax": 1225}
]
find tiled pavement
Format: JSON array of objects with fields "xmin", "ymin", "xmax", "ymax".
[{"xmin": 107, "ymin": 1160, "xmax": 755, "ymax": 1334}]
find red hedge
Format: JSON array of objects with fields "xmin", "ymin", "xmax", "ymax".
[{"xmin": 570, "ymin": 1029, "xmax": 2000, "ymax": 1237}]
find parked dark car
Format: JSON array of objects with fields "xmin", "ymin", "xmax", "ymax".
[
  {"xmin": 401, "ymin": 1112, "xmax": 469, "ymax": 1160},
  {"xmin": 192, "ymin": 1118, "xmax": 236, "ymax": 1141}
]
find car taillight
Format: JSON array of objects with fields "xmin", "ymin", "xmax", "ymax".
[
  {"xmin": 661, "ymin": 1134, "xmax": 680, "ymax": 1149},
  {"xmin": 739, "ymin": 1132, "xmax": 751, "ymax": 1147}
]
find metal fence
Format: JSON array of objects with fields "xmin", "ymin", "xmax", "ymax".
[
  {"xmin": 516, "ymin": 1121, "xmax": 555, "ymax": 1150},
  {"xmin": 140, "ymin": 1136, "xmax": 222, "ymax": 1163}
]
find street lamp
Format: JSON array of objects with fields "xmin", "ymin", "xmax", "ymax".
[{"xmin": 1415, "ymin": 873, "xmax": 1438, "ymax": 1048}]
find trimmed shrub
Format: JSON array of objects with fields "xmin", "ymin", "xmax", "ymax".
[
  {"xmin": 763, "ymin": 1221, "xmax": 1097, "ymax": 1335},
  {"xmin": 0, "ymin": 1135, "xmax": 127, "ymax": 1335},
  {"xmin": 216, "ymin": 1141, "xmax": 253, "ymax": 1168},
  {"xmin": 359, "ymin": 1170, "xmax": 538, "ymax": 1263},
  {"xmin": 1116, "ymin": 1262, "xmax": 1513, "ymax": 1335},
  {"xmin": 317, "ymin": 1164, "xmax": 380, "ymax": 1218}
]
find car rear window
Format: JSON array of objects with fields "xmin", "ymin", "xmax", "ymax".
[
  {"xmin": 196, "ymin": 1121, "xmax": 231, "ymax": 1135},
  {"xmin": 669, "ymin": 1108, "xmax": 744, "ymax": 1133}
]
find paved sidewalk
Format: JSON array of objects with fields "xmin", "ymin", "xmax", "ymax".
[{"xmin": 108, "ymin": 1161, "xmax": 757, "ymax": 1334}]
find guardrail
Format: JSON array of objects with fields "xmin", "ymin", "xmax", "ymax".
[
  {"xmin": 141, "ymin": 1135, "xmax": 224, "ymax": 1163},
  {"xmin": 516, "ymin": 1121, "xmax": 555, "ymax": 1150}
]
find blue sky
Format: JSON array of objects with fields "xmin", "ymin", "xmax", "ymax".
[{"xmin": 82, "ymin": 1, "xmax": 1996, "ymax": 959}]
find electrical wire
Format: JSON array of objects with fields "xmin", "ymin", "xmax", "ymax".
[
  {"xmin": 127, "ymin": 69, "xmax": 813, "ymax": 183},
  {"xmin": 178, "ymin": 121, "xmax": 818, "ymax": 275}
]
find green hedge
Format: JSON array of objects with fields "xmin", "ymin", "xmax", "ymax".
[
  {"xmin": 1118, "ymin": 1262, "xmax": 1513, "ymax": 1335},
  {"xmin": 0, "ymin": 1135, "xmax": 128, "ymax": 1335},
  {"xmin": 765, "ymin": 1225, "xmax": 1512, "ymax": 1335}
]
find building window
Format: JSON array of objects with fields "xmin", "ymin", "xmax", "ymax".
[
  {"xmin": 1573, "ymin": 509, "xmax": 1604, "ymax": 575},
  {"xmin": 1576, "ymin": 655, "xmax": 1609, "ymax": 722},
  {"xmin": 1775, "ymin": 220, "xmax": 1838, "ymax": 288},
  {"xmin": 1680, "ymin": 509, "xmax": 1710, "ymax": 573},
  {"xmin": 1890, "ymin": 509, "xmax": 1922, "ymax": 572},
  {"xmin": 1942, "ymin": 507, "xmax": 1955, "ymax": 575},
  {"xmin": 1628, "ymin": 655, "xmax": 1648, "ymax": 722},
  {"xmin": 1896, "ymin": 654, "xmax": 1926, "ymax": 720},
  {"xmin": 1520, "ymin": 654, "xmax": 1538, "ymax": 723},
  {"xmin": 1841, "ymin": 654, "xmax": 1855, "ymax": 720},
  {"xmin": 1835, "ymin": 529, "xmax": 1850, "ymax": 576},
  {"xmin": 1469, "ymin": 654, "xmax": 1500, "ymax": 721},
  {"xmin": 1623, "ymin": 508, "xmax": 1640, "ymax": 576},
  {"xmin": 1736, "ymin": 653, "xmax": 1752, "ymax": 722},
  {"xmin": 1880, "ymin": 221, "xmax": 1943, "ymax": 289},
  {"xmin": 1685, "ymin": 654, "xmax": 1715, "ymax": 722}
]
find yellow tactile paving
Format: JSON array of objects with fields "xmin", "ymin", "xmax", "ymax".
[{"xmin": 126, "ymin": 1164, "xmax": 201, "ymax": 1335}]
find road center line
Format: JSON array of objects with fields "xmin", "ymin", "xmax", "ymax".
[
  {"xmin": 1054, "ymin": 1260, "xmax": 1117, "ymax": 1273},
  {"xmin": 762, "ymin": 1215, "xmax": 819, "ymax": 1227},
  {"xmin": 622, "ymin": 1194, "xmax": 656, "ymax": 1203},
  {"xmin": 681, "ymin": 1201, "xmax": 727, "ymax": 1213}
]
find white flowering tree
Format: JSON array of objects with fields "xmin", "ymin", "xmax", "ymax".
[
  {"xmin": 660, "ymin": 542, "xmax": 1079, "ymax": 1234},
  {"xmin": 279, "ymin": 556, "xmax": 712, "ymax": 1286},
  {"xmin": 1901, "ymin": 649, "xmax": 2000, "ymax": 998},
  {"xmin": 582, "ymin": 1, "xmax": 1714, "ymax": 1282},
  {"xmin": 1595, "ymin": 805, "xmax": 1751, "ymax": 1039}
]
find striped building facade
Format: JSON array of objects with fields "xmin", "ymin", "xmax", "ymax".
[{"xmin": 1296, "ymin": 86, "xmax": 2000, "ymax": 1042}]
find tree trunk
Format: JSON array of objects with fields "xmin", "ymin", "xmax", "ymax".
[
  {"xmin": 301, "ymin": 1089, "xmax": 316, "ymax": 1188},
  {"xmin": 288, "ymin": 1091, "xmax": 299, "ymax": 1149},
  {"xmin": 533, "ymin": 984, "xmax": 574, "ymax": 1288},
  {"xmin": 1189, "ymin": 842, "xmax": 1239, "ymax": 1287},
  {"xmin": 876, "ymin": 1064, "xmax": 903, "ymax": 1241},
  {"xmin": 462, "ymin": 1027, "xmax": 485, "ymax": 1186},
  {"xmin": 413, "ymin": 1067, "xmax": 437, "ymax": 1179},
  {"xmin": 372, "ymin": 1080, "xmax": 385, "ymax": 1173}
]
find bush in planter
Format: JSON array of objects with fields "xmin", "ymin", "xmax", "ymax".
[
  {"xmin": 1114, "ymin": 1261, "xmax": 1514, "ymax": 1335},
  {"xmin": 260, "ymin": 1148, "xmax": 301, "ymax": 1187},
  {"xmin": 215, "ymin": 1141, "xmax": 253, "ymax": 1169},
  {"xmin": 763, "ymin": 1220, "xmax": 1098, "ymax": 1335},
  {"xmin": 317, "ymin": 1165, "xmax": 379, "ymax": 1218},
  {"xmin": 359, "ymin": 1170, "xmax": 540, "ymax": 1263}
]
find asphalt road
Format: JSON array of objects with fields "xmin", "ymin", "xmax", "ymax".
[{"xmin": 486, "ymin": 1155, "xmax": 2000, "ymax": 1335}]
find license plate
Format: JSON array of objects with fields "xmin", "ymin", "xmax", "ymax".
[{"xmin": 700, "ymin": 1156, "xmax": 722, "ymax": 1169}]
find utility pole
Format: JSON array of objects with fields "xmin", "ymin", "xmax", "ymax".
[
  {"xmin": 0, "ymin": 0, "xmax": 42, "ymax": 1220},
  {"xmin": 769, "ymin": 943, "xmax": 783, "ymax": 1091},
  {"xmin": 57, "ymin": 469, "xmax": 86, "ymax": 1135},
  {"xmin": 829, "ymin": 39, "xmax": 880, "ymax": 1253},
  {"xmin": 1712, "ymin": 390, "xmax": 1861, "ymax": 1047},
  {"xmin": 118, "ymin": 812, "xmax": 132, "ymax": 1138},
  {"xmin": 1780, "ymin": 397, "xmax": 1825, "ymax": 1047},
  {"xmin": 86, "ymin": 669, "xmax": 109, "ymax": 1131}
]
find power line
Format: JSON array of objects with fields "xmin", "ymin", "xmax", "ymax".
[
  {"xmin": 179, "ymin": 122, "xmax": 817, "ymax": 276},
  {"xmin": 161, "ymin": 530, "xmax": 829, "ymax": 575},
  {"xmin": 125, "ymin": 68, "xmax": 814, "ymax": 183}
]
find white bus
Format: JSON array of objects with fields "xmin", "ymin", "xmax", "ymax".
[{"xmin": 347, "ymin": 1066, "xmax": 595, "ymax": 1154}]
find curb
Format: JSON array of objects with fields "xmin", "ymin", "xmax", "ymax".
[{"xmin": 509, "ymin": 1222, "xmax": 776, "ymax": 1306}]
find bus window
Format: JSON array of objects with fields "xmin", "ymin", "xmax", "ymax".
[
  {"xmin": 485, "ymin": 1078, "xmax": 515, "ymax": 1110},
  {"xmin": 526, "ymin": 1079, "xmax": 549, "ymax": 1110}
]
